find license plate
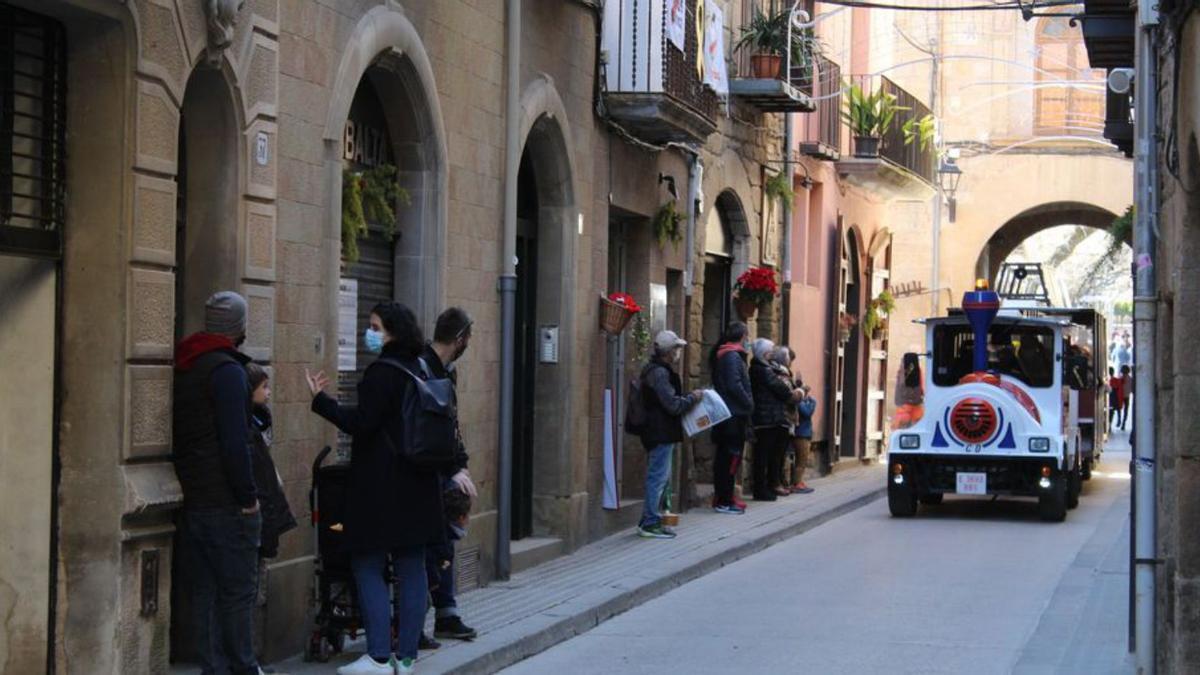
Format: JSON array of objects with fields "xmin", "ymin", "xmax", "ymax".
[{"xmin": 956, "ymin": 472, "xmax": 987, "ymax": 495}]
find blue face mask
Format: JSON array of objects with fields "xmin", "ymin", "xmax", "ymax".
[{"xmin": 364, "ymin": 328, "xmax": 385, "ymax": 354}]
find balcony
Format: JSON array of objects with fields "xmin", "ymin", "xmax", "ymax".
[
  {"xmin": 835, "ymin": 75, "xmax": 936, "ymax": 199},
  {"xmin": 601, "ymin": 0, "xmax": 718, "ymax": 144},
  {"xmin": 797, "ymin": 56, "xmax": 841, "ymax": 161},
  {"xmin": 728, "ymin": 3, "xmax": 817, "ymax": 113}
]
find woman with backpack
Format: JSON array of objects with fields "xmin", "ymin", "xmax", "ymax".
[
  {"xmin": 709, "ymin": 322, "xmax": 753, "ymax": 514},
  {"xmin": 305, "ymin": 302, "xmax": 452, "ymax": 675}
]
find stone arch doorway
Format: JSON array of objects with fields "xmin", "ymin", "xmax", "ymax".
[
  {"xmin": 324, "ymin": 7, "xmax": 448, "ymax": 330},
  {"xmin": 170, "ymin": 64, "xmax": 245, "ymax": 663},
  {"xmin": 510, "ymin": 110, "xmax": 577, "ymax": 542},
  {"xmin": 975, "ymin": 201, "xmax": 1124, "ymax": 284}
]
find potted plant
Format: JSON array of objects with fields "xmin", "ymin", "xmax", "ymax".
[
  {"xmin": 652, "ymin": 200, "xmax": 684, "ymax": 250},
  {"xmin": 862, "ymin": 289, "xmax": 896, "ymax": 340},
  {"xmin": 600, "ymin": 292, "xmax": 642, "ymax": 335},
  {"xmin": 903, "ymin": 113, "xmax": 936, "ymax": 151},
  {"xmin": 733, "ymin": 266, "xmax": 779, "ymax": 320},
  {"xmin": 764, "ymin": 170, "xmax": 794, "ymax": 205},
  {"xmin": 341, "ymin": 163, "xmax": 410, "ymax": 263},
  {"xmin": 838, "ymin": 312, "xmax": 857, "ymax": 343},
  {"xmin": 841, "ymin": 82, "xmax": 906, "ymax": 158},
  {"xmin": 737, "ymin": 7, "xmax": 789, "ymax": 79}
]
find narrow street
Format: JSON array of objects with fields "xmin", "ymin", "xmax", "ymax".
[{"xmin": 503, "ymin": 435, "xmax": 1134, "ymax": 675}]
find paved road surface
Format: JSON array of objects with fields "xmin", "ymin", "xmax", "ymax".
[{"xmin": 503, "ymin": 436, "xmax": 1134, "ymax": 675}]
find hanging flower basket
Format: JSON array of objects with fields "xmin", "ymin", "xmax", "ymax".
[
  {"xmin": 735, "ymin": 297, "xmax": 759, "ymax": 321},
  {"xmin": 838, "ymin": 313, "xmax": 857, "ymax": 344},
  {"xmin": 600, "ymin": 292, "xmax": 642, "ymax": 335}
]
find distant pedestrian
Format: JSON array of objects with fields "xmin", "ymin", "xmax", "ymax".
[
  {"xmin": 769, "ymin": 347, "xmax": 799, "ymax": 497},
  {"xmin": 788, "ymin": 350, "xmax": 817, "ymax": 494},
  {"xmin": 635, "ymin": 330, "xmax": 702, "ymax": 539},
  {"xmin": 709, "ymin": 322, "xmax": 753, "ymax": 515},
  {"xmin": 421, "ymin": 307, "xmax": 478, "ymax": 645},
  {"xmin": 244, "ymin": 364, "xmax": 296, "ymax": 587},
  {"xmin": 306, "ymin": 302, "xmax": 455, "ymax": 675},
  {"xmin": 1107, "ymin": 367, "xmax": 1123, "ymax": 431},
  {"xmin": 1119, "ymin": 364, "xmax": 1133, "ymax": 430},
  {"xmin": 172, "ymin": 291, "xmax": 262, "ymax": 675},
  {"xmin": 749, "ymin": 338, "xmax": 803, "ymax": 501}
]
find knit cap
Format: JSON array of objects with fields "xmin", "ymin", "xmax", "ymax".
[{"xmin": 205, "ymin": 291, "xmax": 247, "ymax": 337}]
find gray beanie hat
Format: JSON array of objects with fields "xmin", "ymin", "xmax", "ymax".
[{"xmin": 205, "ymin": 291, "xmax": 247, "ymax": 337}]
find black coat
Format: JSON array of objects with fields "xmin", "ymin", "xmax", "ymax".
[
  {"xmin": 750, "ymin": 358, "xmax": 796, "ymax": 429},
  {"xmin": 311, "ymin": 344, "xmax": 450, "ymax": 553},
  {"xmin": 711, "ymin": 345, "xmax": 754, "ymax": 447},
  {"xmin": 421, "ymin": 344, "xmax": 469, "ymax": 474},
  {"xmin": 638, "ymin": 356, "xmax": 699, "ymax": 450},
  {"xmin": 249, "ymin": 406, "xmax": 297, "ymax": 558}
]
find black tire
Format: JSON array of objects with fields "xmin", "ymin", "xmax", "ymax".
[
  {"xmin": 919, "ymin": 493, "xmax": 944, "ymax": 505},
  {"xmin": 888, "ymin": 482, "xmax": 918, "ymax": 517},
  {"xmin": 1082, "ymin": 458, "xmax": 1093, "ymax": 481},
  {"xmin": 1039, "ymin": 473, "xmax": 1068, "ymax": 522},
  {"xmin": 1067, "ymin": 462, "xmax": 1082, "ymax": 509}
]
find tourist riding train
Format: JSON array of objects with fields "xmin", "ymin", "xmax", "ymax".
[{"xmin": 887, "ymin": 266, "xmax": 1107, "ymax": 522}]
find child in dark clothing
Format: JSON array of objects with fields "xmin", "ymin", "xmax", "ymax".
[
  {"xmin": 244, "ymin": 364, "xmax": 296, "ymax": 608},
  {"xmin": 421, "ymin": 487, "xmax": 472, "ymax": 650}
]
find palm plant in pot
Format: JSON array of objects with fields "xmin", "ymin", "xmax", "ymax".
[
  {"xmin": 841, "ymin": 82, "xmax": 906, "ymax": 158},
  {"xmin": 737, "ymin": 7, "xmax": 789, "ymax": 79}
]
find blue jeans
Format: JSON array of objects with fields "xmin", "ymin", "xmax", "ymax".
[
  {"xmin": 352, "ymin": 546, "xmax": 426, "ymax": 660},
  {"xmin": 640, "ymin": 443, "xmax": 674, "ymax": 528},
  {"xmin": 182, "ymin": 507, "xmax": 261, "ymax": 675},
  {"xmin": 428, "ymin": 543, "xmax": 458, "ymax": 617}
]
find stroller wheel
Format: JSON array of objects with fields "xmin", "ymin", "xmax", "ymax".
[
  {"xmin": 329, "ymin": 630, "xmax": 346, "ymax": 654},
  {"xmin": 304, "ymin": 632, "xmax": 334, "ymax": 663}
]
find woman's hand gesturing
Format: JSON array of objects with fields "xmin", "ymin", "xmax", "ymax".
[{"xmin": 305, "ymin": 369, "xmax": 330, "ymax": 397}]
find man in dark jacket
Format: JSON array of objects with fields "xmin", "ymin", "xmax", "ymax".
[
  {"xmin": 420, "ymin": 307, "xmax": 479, "ymax": 644},
  {"xmin": 637, "ymin": 330, "xmax": 701, "ymax": 539},
  {"xmin": 710, "ymin": 322, "xmax": 752, "ymax": 513},
  {"xmin": 173, "ymin": 291, "xmax": 261, "ymax": 675}
]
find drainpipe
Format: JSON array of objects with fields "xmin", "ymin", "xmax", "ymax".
[
  {"xmin": 781, "ymin": 116, "xmax": 793, "ymax": 346},
  {"xmin": 1132, "ymin": 3, "xmax": 1158, "ymax": 671},
  {"xmin": 496, "ymin": 0, "xmax": 520, "ymax": 581}
]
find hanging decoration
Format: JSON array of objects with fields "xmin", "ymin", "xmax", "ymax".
[{"xmin": 341, "ymin": 163, "xmax": 410, "ymax": 263}]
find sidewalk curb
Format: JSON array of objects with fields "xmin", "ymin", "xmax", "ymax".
[{"xmin": 440, "ymin": 485, "xmax": 886, "ymax": 674}]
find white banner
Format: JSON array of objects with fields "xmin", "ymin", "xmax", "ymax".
[
  {"xmin": 666, "ymin": 0, "xmax": 686, "ymax": 51},
  {"xmin": 703, "ymin": 3, "xmax": 728, "ymax": 95},
  {"xmin": 602, "ymin": 388, "xmax": 620, "ymax": 510},
  {"xmin": 337, "ymin": 278, "xmax": 358, "ymax": 372}
]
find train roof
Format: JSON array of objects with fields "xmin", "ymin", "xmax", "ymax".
[{"xmin": 917, "ymin": 314, "xmax": 1070, "ymax": 328}]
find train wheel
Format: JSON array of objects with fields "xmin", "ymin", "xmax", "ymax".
[
  {"xmin": 1082, "ymin": 458, "xmax": 1093, "ymax": 481},
  {"xmin": 888, "ymin": 481, "xmax": 918, "ymax": 517},
  {"xmin": 1039, "ymin": 474, "xmax": 1068, "ymax": 522},
  {"xmin": 1067, "ymin": 463, "xmax": 1082, "ymax": 509}
]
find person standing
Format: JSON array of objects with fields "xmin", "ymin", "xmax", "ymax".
[
  {"xmin": 172, "ymin": 291, "xmax": 261, "ymax": 675},
  {"xmin": 306, "ymin": 302, "xmax": 452, "ymax": 675},
  {"xmin": 244, "ymin": 364, "xmax": 297, "ymax": 596},
  {"xmin": 1119, "ymin": 364, "xmax": 1133, "ymax": 431},
  {"xmin": 1107, "ymin": 366, "xmax": 1122, "ymax": 431},
  {"xmin": 749, "ymin": 339, "xmax": 803, "ymax": 501},
  {"xmin": 789, "ymin": 353, "xmax": 817, "ymax": 495},
  {"xmin": 420, "ymin": 307, "xmax": 479, "ymax": 645},
  {"xmin": 709, "ymin": 322, "xmax": 753, "ymax": 514},
  {"xmin": 635, "ymin": 330, "xmax": 702, "ymax": 539},
  {"xmin": 769, "ymin": 347, "xmax": 799, "ymax": 498}
]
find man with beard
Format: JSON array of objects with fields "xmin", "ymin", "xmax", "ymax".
[{"xmin": 419, "ymin": 307, "xmax": 480, "ymax": 646}]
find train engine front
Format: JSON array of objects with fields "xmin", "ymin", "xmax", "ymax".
[{"xmin": 887, "ymin": 283, "xmax": 1080, "ymax": 522}]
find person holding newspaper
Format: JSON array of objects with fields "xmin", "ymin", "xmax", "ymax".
[{"xmin": 634, "ymin": 330, "xmax": 702, "ymax": 539}]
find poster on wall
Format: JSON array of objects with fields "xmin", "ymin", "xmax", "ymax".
[
  {"xmin": 667, "ymin": 0, "xmax": 686, "ymax": 51},
  {"xmin": 761, "ymin": 166, "xmax": 780, "ymax": 267},
  {"xmin": 338, "ymin": 278, "xmax": 358, "ymax": 372},
  {"xmin": 703, "ymin": 3, "xmax": 728, "ymax": 95}
]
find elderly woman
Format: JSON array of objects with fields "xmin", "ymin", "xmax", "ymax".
[{"xmin": 750, "ymin": 339, "xmax": 803, "ymax": 501}]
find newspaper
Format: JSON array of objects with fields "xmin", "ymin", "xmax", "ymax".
[{"xmin": 682, "ymin": 389, "xmax": 732, "ymax": 438}]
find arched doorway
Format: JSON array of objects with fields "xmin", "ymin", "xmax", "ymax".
[
  {"xmin": 510, "ymin": 113, "xmax": 576, "ymax": 542},
  {"xmin": 170, "ymin": 65, "xmax": 243, "ymax": 663},
  {"xmin": 828, "ymin": 222, "xmax": 866, "ymax": 464}
]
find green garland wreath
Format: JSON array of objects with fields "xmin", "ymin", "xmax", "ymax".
[
  {"xmin": 342, "ymin": 163, "xmax": 411, "ymax": 263},
  {"xmin": 652, "ymin": 200, "xmax": 684, "ymax": 249}
]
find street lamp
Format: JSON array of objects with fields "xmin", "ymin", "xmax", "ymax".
[{"xmin": 937, "ymin": 158, "xmax": 963, "ymax": 223}]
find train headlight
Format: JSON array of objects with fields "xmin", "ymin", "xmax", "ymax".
[
  {"xmin": 899, "ymin": 434, "xmax": 921, "ymax": 449},
  {"xmin": 1029, "ymin": 437, "xmax": 1051, "ymax": 452}
]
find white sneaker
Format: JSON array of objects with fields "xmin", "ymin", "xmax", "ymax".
[
  {"xmin": 390, "ymin": 655, "xmax": 416, "ymax": 674},
  {"xmin": 337, "ymin": 654, "xmax": 395, "ymax": 675}
]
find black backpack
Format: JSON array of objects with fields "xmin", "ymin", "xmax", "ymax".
[
  {"xmin": 376, "ymin": 357, "xmax": 458, "ymax": 467},
  {"xmin": 624, "ymin": 364, "xmax": 659, "ymax": 435}
]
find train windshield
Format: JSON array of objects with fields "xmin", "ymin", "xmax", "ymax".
[{"xmin": 932, "ymin": 323, "xmax": 1056, "ymax": 388}]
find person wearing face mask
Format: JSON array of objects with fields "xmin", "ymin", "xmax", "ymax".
[
  {"xmin": 305, "ymin": 302, "xmax": 453, "ymax": 675},
  {"xmin": 709, "ymin": 322, "xmax": 753, "ymax": 514},
  {"xmin": 418, "ymin": 307, "xmax": 479, "ymax": 646},
  {"xmin": 172, "ymin": 291, "xmax": 263, "ymax": 675},
  {"xmin": 634, "ymin": 330, "xmax": 702, "ymax": 539}
]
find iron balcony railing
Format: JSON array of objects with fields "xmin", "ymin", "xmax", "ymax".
[
  {"xmin": 844, "ymin": 74, "xmax": 935, "ymax": 184},
  {"xmin": 799, "ymin": 56, "xmax": 841, "ymax": 157},
  {"xmin": 601, "ymin": 0, "xmax": 717, "ymax": 123}
]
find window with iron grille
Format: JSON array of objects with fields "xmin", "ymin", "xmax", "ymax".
[{"xmin": 0, "ymin": 4, "xmax": 67, "ymax": 259}]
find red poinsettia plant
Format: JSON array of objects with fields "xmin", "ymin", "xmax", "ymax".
[
  {"xmin": 607, "ymin": 292, "xmax": 643, "ymax": 313},
  {"xmin": 734, "ymin": 266, "xmax": 779, "ymax": 306}
]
